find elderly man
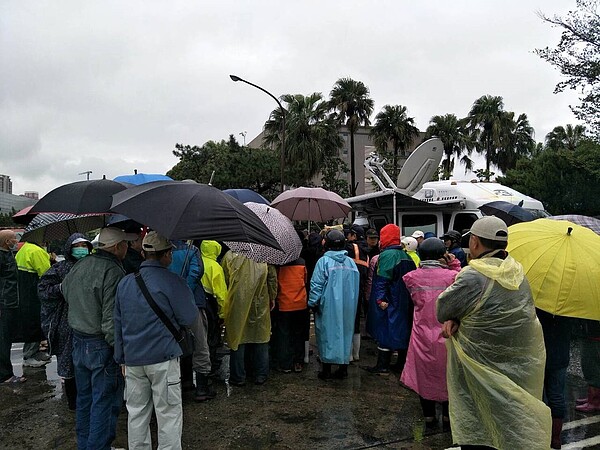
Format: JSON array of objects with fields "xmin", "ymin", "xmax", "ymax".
[
  {"xmin": 0, "ymin": 230, "xmax": 24, "ymax": 384},
  {"xmin": 62, "ymin": 227, "xmax": 136, "ymax": 450},
  {"xmin": 115, "ymin": 231, "xmax": 198, "ymax": 450},
  {"xmin": 437, "ymin": 216, "xmax": 551, "ymax": 449}
]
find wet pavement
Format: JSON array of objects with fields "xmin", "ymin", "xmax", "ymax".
[{"xmin": 1, "ymin": 338, "xmax": 599, "ymax": 449}]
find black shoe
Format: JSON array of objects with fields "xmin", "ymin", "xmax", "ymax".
[
  {"xmin": 229, "ymin": 379, "xmax": 246, "ymax": 387},
  {"xmin": 318, "ymin": 371, "xmax": 333, "ymax": 381},
  {"xmin": 254, "ymin": 378, "xmax": 267, "ymax": 385},
  {"xmin": 194, "ymin": 373, "xmax": 216, "ymax": 402},
  {"xmin": 333, "ymin": 369, "xmax": 348, "ymax": 379}
]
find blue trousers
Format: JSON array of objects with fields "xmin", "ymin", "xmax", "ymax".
[
  {"xmin": 72, "ymin": 332, "xmax": 123, "ymax": 450},
  {"xmin": 543, "ymin": 367, "xmax": 567, "ymax": 418},
  {"xmin": 230, "ymin": 343, "xmax": 269, "ymax": 384}
]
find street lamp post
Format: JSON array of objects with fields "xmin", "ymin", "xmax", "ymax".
[{"xmin": 229, "ymin": 75, "xmax": 286, "ymax": 193}]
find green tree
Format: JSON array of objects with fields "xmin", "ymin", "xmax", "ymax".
[
  {"xmin": 167, "ymin": 135, "xmax": 281, "ymax": 200},
  {"xmin": 424, "ymin": 113, "xmax": 473, "ymax": 179},
  {"xmin": 496, "ymin": 112, "xmax": 536, "ymax": 173},
  {"xmin": 536, "ymin": 0, "xmax": 600, "ymax": 135},
  {"xmin": 329, "ymin": 78, "xmax": 374, "ymax": 196},
  {"xmin": 466, "ymin": 95, "xmax": 513, "ymax": 180},
  {"xmin": 499, "ymin": 138, "xmax": 600, "ymax": 215},
  {"xmin": 370, "ymin": 105, "xmax": 420, "ymax": 180},
  {"xmin": 545, "ymin": 124, "xmax": 587, "ymax": 151},
  {"xmin": 263, "ymin": 93, "xmax": 343, "ymax": 183},
  {"xmin": 320, "ymin": 156, "xmax": 350, "ymax": 198}
]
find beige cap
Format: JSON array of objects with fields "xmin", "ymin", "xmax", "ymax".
[
  {"xmin": 142, "ymin": 231, "xmax": 174, "ymax": 252},
  {"xmin": 469, "ymin": 216, "xmax": 508, "ymax": 242},
  {"xmin": 411, "ymin": 230, "xmax": 425, "ymax": 239},
  {"xmin": 97, "ymin": 228, "xmax": 137, "ymax": 248}
]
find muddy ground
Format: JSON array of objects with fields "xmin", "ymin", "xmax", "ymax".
[{"xmin": 0, "ymin": 336, "xmax": 591, "ymax": 450}]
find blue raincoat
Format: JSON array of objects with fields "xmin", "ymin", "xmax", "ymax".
[
  {"xmin": 367, "ymin": 245, "xmax": 416, "ymax": 350},
  {"xmin": 308, "ymin": 250, "xmax": 359, "ymax": 364}
]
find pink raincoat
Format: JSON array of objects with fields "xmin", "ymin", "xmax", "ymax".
[{"xmin": 400, "ymin": 259, "xmax": 461, "ymax": 401}]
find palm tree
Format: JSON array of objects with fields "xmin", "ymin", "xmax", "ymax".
[
  {"xmin": 466, "ymin": 95, "xmax": 512, "ymax": 180},
  {"xmin": 329, "ymin": 78, "xmax": 374, "ymax": 196},
  {"xmin": 370, "ymin": 105, "xmax": 420, "ymax": 180},
  {"xmin": 496, "ymin": 112, "xmax": 535, "ymax": 173},
  {"xmin": 425, "ymin": 113, "xmax": 473, "ymax": 179},
  {"xmin": 545, "ymin": 124, "xmax": 586, "ymax": 151},
  {"xmin": 263, "ymin": 93, "xmax": 343, "ymax": 184}
]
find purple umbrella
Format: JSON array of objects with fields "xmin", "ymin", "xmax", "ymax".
[{"xmin": 549, "ymin": 214, "xmax": 600, "ymax": 235}]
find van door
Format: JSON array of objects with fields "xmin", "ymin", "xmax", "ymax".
[
  {"xmin": 398, "ymin": 212, "xmax": 442, "ymax": 238},
  {"xmin": 450, "ymin": 211, "xmax": 480, "ymax": 234}
]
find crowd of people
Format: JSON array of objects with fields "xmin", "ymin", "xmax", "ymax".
[{"xmin": 0, "ymin": 216, "xmax": 598, "ymax": 449}]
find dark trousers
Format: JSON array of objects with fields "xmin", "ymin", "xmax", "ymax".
[
  {"xmin": 276, "ymin": 309, "xmax": 309, "ymax": 370},
  {"xmin": 205, "ymin": 295, "xmax": 222, "ymax": 370},
  {"xmin": 230, "ymin": 343, "xmax": 269, "ymax": 384},
  {"xmin": 0, "ymin": 309, "xmax": 15, "ymax": 382},
  {"xmin": 419, "ymin": 396, "xmax": 449, "ymax": 418},
  {"xmin": 544, "ymin": 366, "xmax": 567, "ymax": 418}
]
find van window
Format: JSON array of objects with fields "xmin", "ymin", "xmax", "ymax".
[
  {"xmin": 401, "ymin": 214, "xmax": 438, "ymax": 237},
  {"xmin": 453, "ymin": 213, "xmax": 479, "ymax": 234},
  {"xmin": 372, "ymin": 216, "xmax": 388, "ymax": 232}
]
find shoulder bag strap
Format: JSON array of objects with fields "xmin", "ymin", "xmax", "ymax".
[{"xmin": 134, "ymin": 272, "xmax": 181, "ymax": 342}]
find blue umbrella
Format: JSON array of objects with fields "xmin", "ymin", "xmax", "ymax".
[
  {"xmin": 223, "ymin": 188, "xmax": 270, "ymax": 205},
  {"xmin": 113, "ymin": 172, "xmax": 172, "ymax": 185}
]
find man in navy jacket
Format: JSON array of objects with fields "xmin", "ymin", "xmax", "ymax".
[{"xmin": 114, "ymin": 231, "xmax": 198, "ymax": 450}]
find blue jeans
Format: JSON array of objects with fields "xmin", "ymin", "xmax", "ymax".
[
  {"xmin": 230, "ymin": 343, "xmax": 269, "ymax": 384},
  {"xmin": 543, "ymin": 367, "xmax": 567, "ymax": 418},
  {"xmin": 72, "ymin": 332, "xmax": 124, "ymax": 450}
]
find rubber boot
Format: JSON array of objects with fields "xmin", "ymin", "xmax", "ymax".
[
  {"xmin": 550, "ymin": 417, "xmax": 563, "ymax": 449},
  {"xmin": 64, "ymin": 377, "xmax": 77, "ymax": 411},
  {"xmin": 194, "ymin": 372, "xmax": 216, "ymax": 402},
  {"xmin": 390, "ymin": 349, "xmax": 407, "ymax": 374},
  {"xmin": 365, "ymin": 349, "xmax": 391, "ymax": 375},
  {"xmin": 576, "ymin": 386, "xmax": 593, "ymax": 405},
  {"xmin": 575, "ymin": 386, "xmax": 600, "ymax": 412},
  {"xmin": 318, "ymin": 363, "xmax": 333, "ymax": 381},
  {"xmin": 304, "ymin": 341, "xmax": 310, "ymax": 364},
  {"xmin": 352, "ymin": 334, "xmax": 361, "ymax": 362},
  {"xmin": 333, "ymin": 364, "xmax": 348, "ymax": 379}
]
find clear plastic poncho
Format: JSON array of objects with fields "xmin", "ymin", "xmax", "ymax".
[{"xmin": 437, "ymin": 254, "xmax": 551, "ymax": 449}]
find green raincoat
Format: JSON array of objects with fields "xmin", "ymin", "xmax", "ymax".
[
  {"xmin": 437, "ymin": 251, "xmax": 551, "ymax": 449},
  {"xmin": 222, "ymin": 251, "xmax": 277, "ymax": 351}
]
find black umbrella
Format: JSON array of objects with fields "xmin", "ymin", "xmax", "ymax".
[
  {"xmin": 478, "ymin": 200, "xmax": 536, "ymax": 226},
  {"xmin": 30, "ymin": 179, "xmax": 131, "ymax": 214},
  {"xmin": 110, "ymin": 181, "xmax": 281, "ymax": 249}
]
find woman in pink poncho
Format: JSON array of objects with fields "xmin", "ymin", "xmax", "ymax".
[{"xmin": 401, "ymin": 238, "xmax": 461, "ymax": 430}]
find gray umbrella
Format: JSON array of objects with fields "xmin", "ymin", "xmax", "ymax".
[
  {"xmin": 549, "ymin": 214, "xmax": 600, "ymax": 235},
  {"xmin": 225, "ymin": 202, "xmax": 302, "ymax": 265},
  {"xmin": 22, "ymin": 213, "xmax": 107, "ymax": 243}
]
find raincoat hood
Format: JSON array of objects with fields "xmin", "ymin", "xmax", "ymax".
[
  {"xmin": 324, "ymin": 249, "xmax": 348, "ymax": 262},
  {"xmin": 380, "ymin": 224, "xmax": 400, "ymax": 249},
  {"xmin": 469, "ymin": 253, "xmax": 524, "ymax": 291},
  {"xmin": 63, "ymin": 232, "xmax": 92, "ymax": 262},
  {"xmin": 201, "ymin": 240, "xmax": 222, "ymax": 261}
]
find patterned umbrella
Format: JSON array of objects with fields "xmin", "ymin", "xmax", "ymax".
[
  {"xmin": 225, "ymin": 202, "xmax": 302, "ymax": 265},
  {"xmin": 549, "ymin": 214, "xmax": 600, "ymax": 235},
  {"xmin": 271, "ymin": 187, "xmax": 351, "ymax": 222},
  {"xmin": 22, "ymin": 213, "xmax": 107, "ymax": 243}
]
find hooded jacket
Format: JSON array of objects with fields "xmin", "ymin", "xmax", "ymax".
[
  {"xmin": 368, "ymin": 224, "xmax": 416, "ymax": 350},
  {"xmin": 200, "ymin": 240, "xmax": 228, "ymax": 318},
  {"xmin": 308, "ymin": 250, "xmax": 359, "ymax": 364},
  {"xmin": 437, "ymin": 251, "xmax": 551, "ymax": 449}
]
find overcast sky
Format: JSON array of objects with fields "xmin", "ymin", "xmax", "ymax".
[{"xmin": 1, "ymin": 0, "xmax": 581, "ymax": 196}]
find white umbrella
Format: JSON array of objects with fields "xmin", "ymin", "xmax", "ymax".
[
  {"xmin": 225, "ymin": 202, "xmax": 302, "ymax": 265},
  {"xmin": 270, "ymin": 187, "xmax": 351, "ymax": 222}
]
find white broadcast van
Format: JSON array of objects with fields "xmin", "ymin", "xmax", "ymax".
[{"xmin": 346, "ymin": 138, "xmax": 547, "ymax": 238}]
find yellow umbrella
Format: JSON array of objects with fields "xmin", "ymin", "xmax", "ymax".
[{"xmin": 507, "ymin": 218, "xmax": 600, "ymax": 320}]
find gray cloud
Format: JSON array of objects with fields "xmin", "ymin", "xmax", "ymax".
[{"xmin": 0, "ymin": 0, "xmax": 581, "ymax": 196}]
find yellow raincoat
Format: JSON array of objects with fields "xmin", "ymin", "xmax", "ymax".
[
  {"xmin": 222, "ymin": 251, "xmax": 277, "ymax": 351},
  {"xmin": 200, "ymin": 240, "xmax": 228, "ymax": 319},
  {"xmin": 437, "ymin": 251, "xmax": 551, "ymax": 449}
]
